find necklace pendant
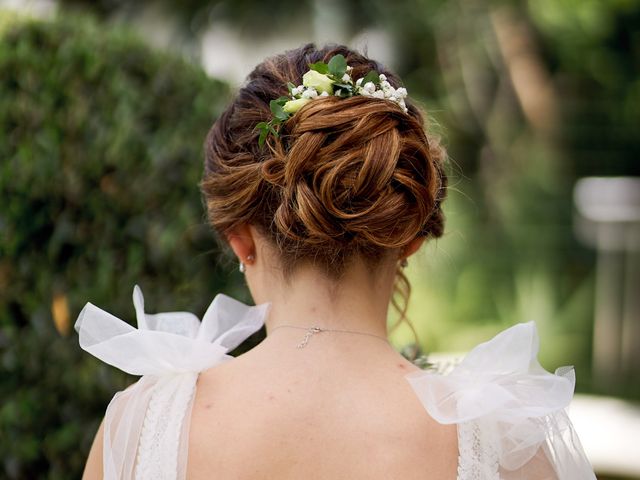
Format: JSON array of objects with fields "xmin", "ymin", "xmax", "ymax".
[{"xmin": 297, "ymin": 326, "xmax": 322, "ymax": 348}]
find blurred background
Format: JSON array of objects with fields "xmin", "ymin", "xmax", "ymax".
[{"xmin": 0, "ymin": 0, "xmax": 638, "ymax": 478}]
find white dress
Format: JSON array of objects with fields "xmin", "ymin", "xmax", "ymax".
[{"xmin": 76, "ymin": 286, "xmax": 597, "ymax": 480}]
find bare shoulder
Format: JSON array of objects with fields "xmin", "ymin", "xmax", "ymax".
[{"xmin": 187, "ymin": 348, "xmax": 458, "ymax": 480}]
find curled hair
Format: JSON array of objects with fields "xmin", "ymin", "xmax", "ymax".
[{"xmin": 201, "ymin": 44, "xmax": 447, "ymax": 339}]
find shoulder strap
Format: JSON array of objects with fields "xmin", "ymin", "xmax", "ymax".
[
  {"xmin": 76, "ymin": 285, "xmax": 270, "ymax": 480},
  {"xmin": 133, "ymin": 373, "xmax": 198, "ymax": 480},
  {"xmin": 406, "ymin": 322, "xmax": 597, "ymax": 480}
]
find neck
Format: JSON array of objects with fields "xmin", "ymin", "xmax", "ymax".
[{"xmin": 258, "ymin": 260, "xmax": 396, "ymax": 346}]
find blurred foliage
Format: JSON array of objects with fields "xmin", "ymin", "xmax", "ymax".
[
  {"xmin": 0, "ymin": 12, "xmax": 236, "ymax": 479},
  {"xmin": 382, "ymin": 0, "xmax": 639, "ymax": 401},
  {"xmin": 60, "ymin": 0, "xmax": 305, "ymax": 33}
]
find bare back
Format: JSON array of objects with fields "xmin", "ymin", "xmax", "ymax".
[{"xmin": 187, "ymin": 337, "xmax": 458, "ymax": 479}]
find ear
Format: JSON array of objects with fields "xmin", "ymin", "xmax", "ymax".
[
  {"xmin": 402, "ymin": 236, "xmax": 426, "ymax": 260},
  {"xmin": 225, "ymin": 223, "xmax": 256, "ymax": 263}
]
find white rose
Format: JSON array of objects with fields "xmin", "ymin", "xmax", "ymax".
[
  {"xmin": 379, "ymin": 74, "xmax": 387, "ymax": 81},
  {"xmin": 341, "ymin": 73, "xmax": 351, "ymax": 82},
  {"xmin": 372, "ymin": 90, "xmax": 385, "ymax": 99},
  {"xmin": 356, "ymin": 78, "xmax": 363, "ymax": 86},
  {"xmin": 283, "ymin": 97, "xmax": 312, "ymax": 113},
  {"xmin": 396, "ymin": 87, "xmax": 408, "ymax": 98},
  {"xmin": 363, "ymin": 82, "xmax": 376, "ymax": 93},
  {"xmin": 302, "ymin": 70, "xmax": 334, "ymax": 94}
]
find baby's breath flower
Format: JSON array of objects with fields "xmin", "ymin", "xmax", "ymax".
[
  {"xmin": 363, "ymin": 82, "xmax": 376, "ymax": 93},
  {"xmin": 302, "ymin": 88, "xmax": 318, "ymax": 99}
]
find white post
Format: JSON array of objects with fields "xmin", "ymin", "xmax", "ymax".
[{"xmin": 574, "ymin": 177, "xmax": 640, "ymax": 389}]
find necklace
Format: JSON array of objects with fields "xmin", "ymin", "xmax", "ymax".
[{"xmin": 269, "ymin": 324, "xmax": 390, "ymax": 349}]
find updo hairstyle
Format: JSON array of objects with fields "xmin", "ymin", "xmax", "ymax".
[{"xmin": 201, "ymin": 43, "xmax": 447, "ymax": 300}]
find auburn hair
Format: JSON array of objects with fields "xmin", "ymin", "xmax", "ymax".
[{"xmin": 201, "ymin": 43, "xmax": 447, "ymax": 338}]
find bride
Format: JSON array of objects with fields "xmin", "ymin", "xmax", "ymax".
[{"xmin": 77, "ymin": 44, "xmax": 596, "ymax": 479}]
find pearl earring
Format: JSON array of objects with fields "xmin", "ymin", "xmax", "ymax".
[{"xmin": 239, "ymin": 254, "xmax": 255, "ymax": 274}]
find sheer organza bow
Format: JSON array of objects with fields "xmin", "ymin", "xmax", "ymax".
[
  {"xmin": 406, "ymin": 322, "xmax": 596, "ymax": 478},
  {"xmin": 75, "ymin": 286, "xmax": 270, "ymax": 480},
  {"xmin": 76, "ymin": 285, "xmax": 269, "ymax": 375}
]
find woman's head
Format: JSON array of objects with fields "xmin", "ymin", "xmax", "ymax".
[{"xmin": 201, "ymin": 43, "xmax": 447, "ymax": 285}]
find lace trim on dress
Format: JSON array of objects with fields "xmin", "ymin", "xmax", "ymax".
[
  {"xmin": 134, "ymin": 374, "xmax": 198, "ymax": 480},
  {"xmin": 457, "ymin": 421, "xmax": 500, "ymax": 480}
]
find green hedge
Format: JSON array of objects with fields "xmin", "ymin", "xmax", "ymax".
[{"xmin": 0, "ymin": 13, "xmax": 238, "ymax": 479}]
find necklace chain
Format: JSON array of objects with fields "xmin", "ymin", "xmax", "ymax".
[{"xmin": 269, "ymin": 324, "xmax": 389, "ymax": 349}]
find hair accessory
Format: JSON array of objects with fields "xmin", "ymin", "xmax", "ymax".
[{"xmin": 255, "ymin": 54, "xmax": 409, "ymax": 147}]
